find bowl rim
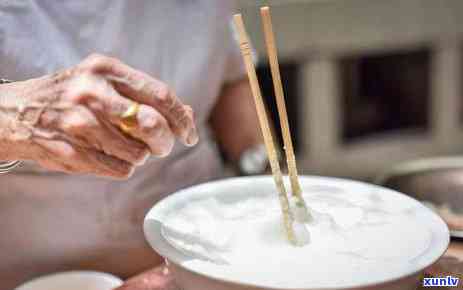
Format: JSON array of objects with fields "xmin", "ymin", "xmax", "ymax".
[
  {"xmin": 15, "ymin": 271, "xmax": 123, "ymax": 290},
  {"xmin": 144, "ymin": 175, "xmax": 450, "ymax": 290}
]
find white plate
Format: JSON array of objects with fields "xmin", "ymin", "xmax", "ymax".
[{"xmin": 15, "ymin": 271, "xmax": 123, "ymax": 290}]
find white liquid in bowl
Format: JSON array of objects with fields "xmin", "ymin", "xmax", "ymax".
[{"xmin": 146, "ymin": 177, "xmax": 449, "ymax": 289}]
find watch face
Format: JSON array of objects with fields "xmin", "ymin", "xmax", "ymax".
[{"xmin": 239, "ymin": 144, "xmax": 269, "ymax": 175}]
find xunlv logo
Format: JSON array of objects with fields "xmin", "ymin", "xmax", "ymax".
[{"xmin": 423, "ymin": 276, "xmax": 459, "ymax": 287}]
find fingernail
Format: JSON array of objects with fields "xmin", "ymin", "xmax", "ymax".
[
  {"xmin": 135, "ymin": 151, "xmax": 150, "ymax": 166},
  {"xmin": 186, "ymin": 128, "xmax": 199, "ymax": 146},
  {"xmin": 162, "ymin": 266, "xmax": 170, "ymax": 276},
  {"xmin": 149, "ymin": 135, "xmax": 174, "ymax": 157},
  {"xmin": 128, "ymin": 166, "xmax": 136, "ymax": 177}
]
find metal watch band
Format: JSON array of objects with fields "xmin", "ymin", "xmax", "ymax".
[
  {"xmin": 0, "ymin": 160, "xmax": 22, "ymax": 174},
  {"xmin": 0, "ymin": 78, "xmax": 14, "ymax": 84},
  {"xmin": 238, "ymin": 144, "xmax": 269, "ymax": 175},
  {"xmin": 0, "ymin": 78, "xmax": 22, "ymax": 174}
]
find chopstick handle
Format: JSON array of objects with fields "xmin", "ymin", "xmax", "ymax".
[{"xmin": 233, "ymin": 14, "xmax": 296, "ymax": 245}]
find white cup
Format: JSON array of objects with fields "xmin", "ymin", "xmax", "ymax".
[{"xmin": 15, "ymin": 271, "xmax": 123, "ymax": 290}]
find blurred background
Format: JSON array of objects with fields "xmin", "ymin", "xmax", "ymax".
[{"xmin": 237, "ymin": 0, "xmax": 463, "ymax": 180}]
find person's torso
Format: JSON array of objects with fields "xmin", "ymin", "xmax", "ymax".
[{"xmin": 0, "ymin": 1, "xmax": 235, "ymax": 287}]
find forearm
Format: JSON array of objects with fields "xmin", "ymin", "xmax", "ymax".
[{"xmin": 209, "ymin": 78, "xmax": 263, "ymax": 161}]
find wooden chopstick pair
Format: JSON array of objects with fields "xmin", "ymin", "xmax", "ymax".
[{"xmin": 234, "ymin": 7, "xmax": 312, "ymax": 246}]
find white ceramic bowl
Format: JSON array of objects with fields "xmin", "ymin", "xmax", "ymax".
[
  {"xmin": 15, "ymin": 271, "xmax": 123, "ymax": 290},
  {"xmin": 144, "ymin": 176, "xmax": 450, "ymax": 290}
]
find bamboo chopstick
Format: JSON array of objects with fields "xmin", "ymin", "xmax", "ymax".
[
  {"xmin": 260, "ymin": 6, "xmax": 311, "ymax": 222},
  {"xmin": 233, "ymin": 14, "xmax": 297, "ymax": 246}
]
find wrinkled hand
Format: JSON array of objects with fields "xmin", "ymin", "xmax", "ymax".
[
  {"xmin": 115, "ymin": 265, "xmax": 179, "ymax": 290},
  {"xmin": 0, "ymin": 54, "xmax": 198, "ymax": 178}
]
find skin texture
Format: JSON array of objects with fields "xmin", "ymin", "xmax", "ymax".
[{"xmin": 0, "ymin": 54, "xmax": 198, "ymax": 179}]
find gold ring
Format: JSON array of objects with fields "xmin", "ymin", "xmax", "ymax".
[{"xmin": 119, "ymin": 102, "xmax": 140, "ymax": 133}]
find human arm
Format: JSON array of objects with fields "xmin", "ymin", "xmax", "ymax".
[
  {"xmin": 0, "ymin": 54, "xmax": 198, "ymax": 178},
  {"xmin": 209, "ymin": 78, "xmax": 263, "ymax": 163}
]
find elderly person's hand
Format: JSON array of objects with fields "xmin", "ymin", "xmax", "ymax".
[
  {"xmin": 0, "ymin": 54, "xmax": 198, "ymax": 179},
  {"xmin": 115, "ymin": 265, "xmax": 178, "ymax": 290}
]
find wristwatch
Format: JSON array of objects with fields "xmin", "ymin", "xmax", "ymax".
[
  {"xmin": 0, "ymin": 78, "xmax": 22, "ymax": 174},
  {"xmin": 238, "ymin": 144, "xmax": 269, "ymax": 175}
]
